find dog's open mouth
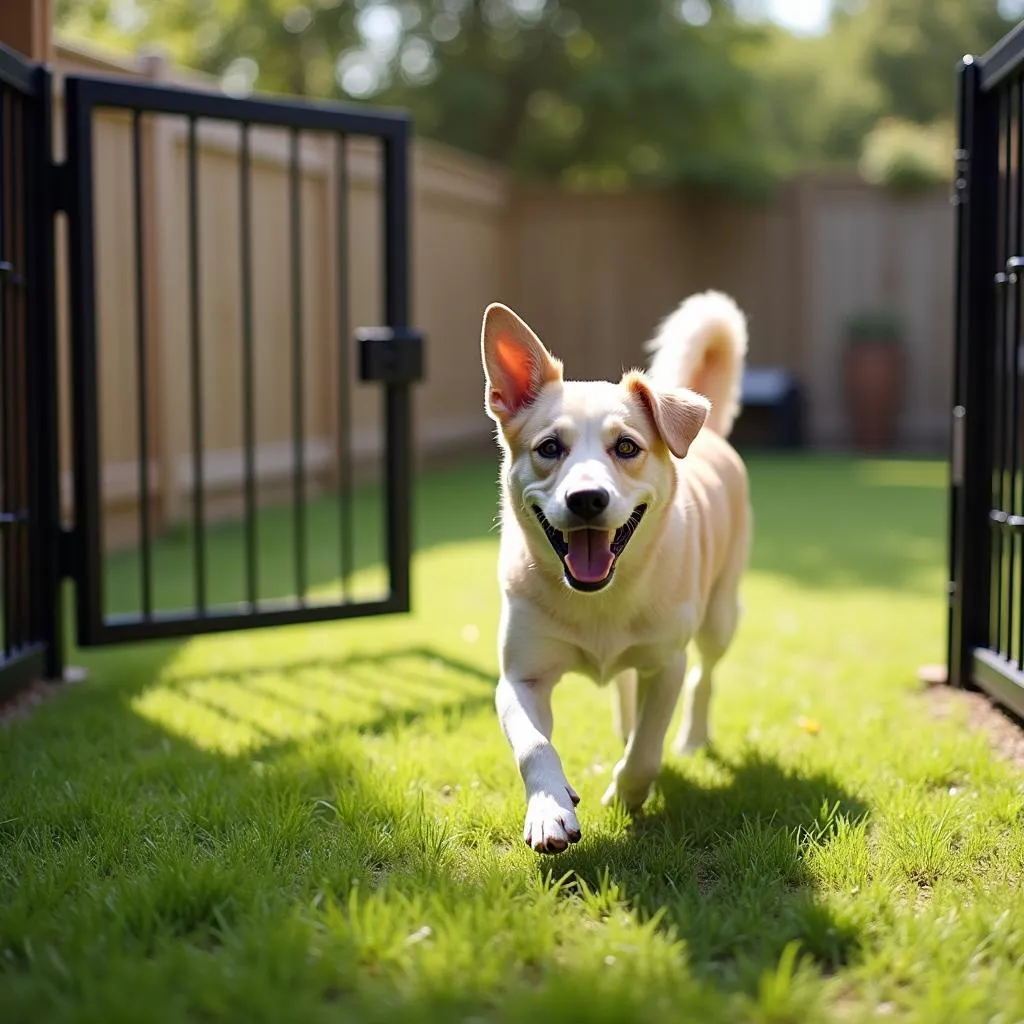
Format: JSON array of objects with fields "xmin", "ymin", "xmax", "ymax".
[{"xmin": 532, "ymin": 504, "xmax": 647, "ymax": 592}]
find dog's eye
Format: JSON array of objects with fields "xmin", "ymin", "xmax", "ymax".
[
  {"xmin": 614, "ymin": 437, "xmax": 641, "ymax": 459},
  {"xmin": 535, "ymin": 437, "xmax": 564, "ymax": 459}
]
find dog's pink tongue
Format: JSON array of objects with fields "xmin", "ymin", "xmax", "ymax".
[{"xmin": 565, "ymin": 529, "xmax": 615, "ymax": 584}]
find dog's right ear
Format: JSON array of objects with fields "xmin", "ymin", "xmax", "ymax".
[
  {"xmin": 625, "ymin": 372, "xmax": 710, "ymax": 459},
  {"xmin": 481, "ymin": 303, "xmax": 562, "ymax": 424}
]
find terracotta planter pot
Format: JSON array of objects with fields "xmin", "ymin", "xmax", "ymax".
[{"xmin": 843, "ymin": 339, "xmax": 905, "ymax": 453}]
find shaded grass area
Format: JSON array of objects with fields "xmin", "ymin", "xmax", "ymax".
[{"xmin": 4, "ymin": 455, "xmax": 1024, "ymax": 1022}]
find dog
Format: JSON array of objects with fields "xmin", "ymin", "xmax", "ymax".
[{"xmin": 480, "ymin": 291, "xmax": 751, "ymax": 853}]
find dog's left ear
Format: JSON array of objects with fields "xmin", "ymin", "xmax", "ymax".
[
  {"xmin": 481, "ymin": 303, "xmax": 562, "ymax": 424},
  {"xmin": 626, "ymin": 372, "xmax": 710, "ymax": 459}
]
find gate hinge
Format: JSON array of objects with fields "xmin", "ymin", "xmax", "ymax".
[
  {"xmin": 357, "ymin": 327, "xmax": 424, "ymax": 384},
  {"xmin": 58, "ymin": 527, "xmax": 77, "ymax": 581},
  {"xmin": 952, "ymin": 148, "xmax": 969, "ymax": 207},
  {"xmin": 50, "ymin": 161, "xmax": 71, "ymax": 214}
]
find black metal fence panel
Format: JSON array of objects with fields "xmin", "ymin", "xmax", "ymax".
[
  {"xmin": 0, "ymin": 45, "xmax": 421, "ymax": 701},
  {"xmin": 949, "ymin": 22, "xmax": 1024, "ymax": 718},
  {"xmin": 63, "ymin": 76, "xmax": 421, "ymax": 646},
  {"xmin": 0, "ymin": 45, "xmax": 60, "ymax": 699}
]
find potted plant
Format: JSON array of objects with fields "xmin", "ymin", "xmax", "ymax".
[{"xmin": 842, "ymin": 309, "xmax": 906, "ymax": 453}]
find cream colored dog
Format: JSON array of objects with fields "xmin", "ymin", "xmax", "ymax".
[{"xmin": 480, "ymin": 291, "xmax": 751, "ymax": 853}]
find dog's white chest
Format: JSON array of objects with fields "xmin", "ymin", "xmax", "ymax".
[
  {"xmin": 577, "ymin": 643, "xmax": 659, "ymax": 684},
  {"xmin": 570, "ymin": 603, "xmax": 696, "ymax": 684}
]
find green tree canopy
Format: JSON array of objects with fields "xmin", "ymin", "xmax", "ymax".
[
  {"xmin": 371, "ymin": 0, "xmax": 782, "ymax": 195},
  {"xmin": 753, "ymin": 0, "xmax": 1018, "ymax": 168},
  {"xmin": 54, "ymin": 0, "xmax": 1024, "ymax": 194},
  {"xmin": 57, "ymin": 0, "xmax": 782, "ymax": 195}
]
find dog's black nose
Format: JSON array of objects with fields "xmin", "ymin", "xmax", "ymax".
[{"xmin": 566, "ymin": 488, "xmax": 610, "ymax": 522}]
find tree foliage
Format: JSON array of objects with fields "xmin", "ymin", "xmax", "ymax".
[
  {"xmin": 55, "ymin": 0, "xmax": 361, "ymax": 96},
  {"xmin": 756, "ymin": 0, "xmax": 1017, "ymax": 170},
  {"xmin": 54, "ymin": 0, "xmax": 1024, "ymax": 194},
  {"xmin": 56, "ymin": 0, "xmax": 780, "ymax": 195},
  {"xmin": 371, "ymin": 1, "xmax": 781, "ymax": 195}
]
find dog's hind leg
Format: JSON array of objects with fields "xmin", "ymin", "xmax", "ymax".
[
  {"xmin": 611, "ymin": 669, "xmax": 637, "ymax": 744},
  {"xmin": 602, "ymin": 652, "xmax": 687, "ymax": 811},
  {"xmin": 674, "ymin": 565, "xmax": 743, "ymax": 756}
]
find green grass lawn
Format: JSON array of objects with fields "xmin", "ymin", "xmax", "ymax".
[{"xmin": 3, "ymin": 454, "xmax": 1024, "ymax": 1023}]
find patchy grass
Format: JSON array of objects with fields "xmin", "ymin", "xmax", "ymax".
[{"xmin": 3, "ymin": 454, "xmax": 1024, "ymax": 1023}]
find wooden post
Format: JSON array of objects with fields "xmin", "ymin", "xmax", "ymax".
[{"xmin": 0, "ymin": 0, "xmax": 53, "ymax": 62}]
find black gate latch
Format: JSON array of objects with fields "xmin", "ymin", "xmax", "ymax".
[{"xmin": 357, "ymin": 327, "xmax": 424, "ymax": 384}]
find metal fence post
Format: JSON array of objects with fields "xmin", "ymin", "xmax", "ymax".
[
  {"xmin": 29, "ymin": 65, "xmax": 63, "ymax": 679},
  {"xmin": 950, "ymin": 55, "xmax": 999, "ymax": 689},
  {"xmin": 382, "ymin": 119, "xmax": 415, "ymax": 613}
]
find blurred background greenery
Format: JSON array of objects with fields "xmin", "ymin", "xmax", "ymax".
[{"xmin": 55, "ymin": 0, "xmax": 1022, "ymax": 198}]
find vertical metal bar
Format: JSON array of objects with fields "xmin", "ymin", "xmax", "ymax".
[
  {"xmin": 1013, "ymin": 78, "xmax": 1024, "ymax": 667},
  {"xmin": 239, "ymin": 123, "xmax": 258, "ymax": 608},
  {"xmin": 381, "ymin": 122, "xmax": 413, "ymax": 610},
  {"xmin": 12, "ymin": 92, "xmax": 28, "ymax": 653},
  {"xmin": 187, "ymin": 116, "xmax": 206, "ymax": 613},
  {"xmin": 1017, "ymin": 77, "xmax": 1024, "ymax": 669},
  {"xmin": 0, "ymin": 88, "xmax": 11, "ymax": 656},
  {"xmin": 1002, "ymin": 81, "xmax": 1019, "ymax": 662},
  {"xmin": 3, "ymin": 91, "xmax": 14, "ymax": 654},
  {"xmin": 949, "ymin": 65, "xmax": 970, "ymax": 683},
  {"xmin": 28, "ymin": 68, "xmax": 63, "ymax": 678},
  {"xmin": 66, "ymin": 78, "xmax": 105, "ymax": 643},
  {"xmin": 20, "ymin": 85, "xmax": 37, "ymax": 655},
  {"xmin": 131, "ymin": 110, "xmax": 153, "ymax": 619},
  {"xmin": 4, "ymin": 89, "xmax": 26, "ymax": 655},
  {"xmin": 289, "ymin": 127, "xmax": 306, "ymax": 603},
  {"xmin": 335, "ymin": 133, "xmax": 352, "ymax": 601},
  {"xmin": 1003, "ymin": 83, "xmax": 1018, "ymax": 661},
  {"xmin": 992, "ymin": 89, "xmax": 1010, "ymax": 654},
  {"xmin": 952, "ymin": 57, "xmax": 1000, "ymax": 688},
  {"xmin": 6, "ymin": 88, "xmax": 22, "ymax": 654}
]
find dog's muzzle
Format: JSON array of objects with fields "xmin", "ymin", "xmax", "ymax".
[{"xmin": 532, "ymin": 504, "xmax": 647, "ymax": 592}]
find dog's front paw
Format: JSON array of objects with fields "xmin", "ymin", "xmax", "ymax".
[
  {"xmin": 600, "ymin": 761, "xmax": 654, "ymax": 812},
  {"xmin": 523, "ymin": 784, "xmax": 581, "ymax": 854}
]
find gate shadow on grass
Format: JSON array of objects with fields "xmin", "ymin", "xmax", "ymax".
[
  {"xmin": 139, "ymin": 645, "xmax": 497, "ymax": 749},
  {"xmin": 544, "ymin": 749, "xmax": 870, "ymax": 994}
]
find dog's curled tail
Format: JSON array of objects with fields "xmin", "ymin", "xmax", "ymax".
[{"xmin": 644, "ymin": 290, "xmax": 748, "ymax": 438}]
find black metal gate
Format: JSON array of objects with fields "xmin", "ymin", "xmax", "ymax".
[
  {"xmin": 0, "ymin": 42, "xmax": 421, "ymax": 698},
  {"xmin": 0, "ymin": 49, "xmax": 60, "ymax": 698},
  {"xmin": 949, "ymin": 23, "xmax": 1024, "ymax": 716}
]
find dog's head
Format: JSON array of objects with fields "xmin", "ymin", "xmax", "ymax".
[{"xmin": 481, "ymin": 303, "xmax": 709, "ymax": 593}]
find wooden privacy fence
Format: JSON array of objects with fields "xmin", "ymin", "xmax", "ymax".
[
  {"xmin": 505, "ymin": 180, "xmax": 955, "ymax": 454},
  {"xmin": 51, "ymin": 42, "xmax": 957, "ymax": 551}
]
